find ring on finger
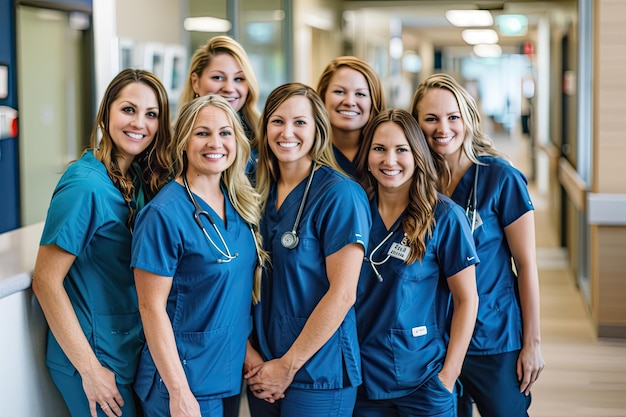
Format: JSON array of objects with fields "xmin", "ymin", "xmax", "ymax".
[{"xmin": 101, "ymin": 403, "xmax": 110, "ymax": 409}]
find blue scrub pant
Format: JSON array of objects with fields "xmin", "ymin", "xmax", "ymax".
[
  {"xmin": 139, "ymin": 381, "xmax": 238, "ymax": 416},
  {"xmin": 49, "ymin": 368, "xmax": 140, "ymax": 417},
  {"xmin": 246, "ymin": 385, "xmax": 357, "ymax": 417},
  {"xmin": 457, "ymin": 350, "xmax": 531, "ymax": 417},
  {"xmin": 353, "ymin": 373, "xmax": 455, "ymax": 417}
]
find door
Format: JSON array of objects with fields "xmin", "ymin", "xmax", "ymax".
[{"xmin": 17, "ymin": 6, "xmax": 90, "ymax": 226}]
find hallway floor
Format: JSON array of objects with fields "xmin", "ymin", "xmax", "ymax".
[{"xmin": 239, "ymin": 128, "xmax": 626, "ymax": 417}]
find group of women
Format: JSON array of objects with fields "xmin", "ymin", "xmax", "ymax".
[{"xmin": 31, "ymin": 34, "xmax": 544, "ymax": 417}]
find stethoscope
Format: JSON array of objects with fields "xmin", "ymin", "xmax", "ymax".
[
  {"xmin": 280, "ymin": 162, "xmax": 317, "ymax": 249},
  {"xmin": 465, "ymin": 164, "xmax": 480, "ymax": 233},
  {"xmin": 182, "ymin": 169, "xmax": 238, "ymax": 264},
  {"xmin": 365, "ymin": 221, "xmax": 404, "ymax": 282}
]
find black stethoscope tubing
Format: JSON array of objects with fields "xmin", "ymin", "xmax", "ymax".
[
  {"xmin": 280, "ymin": 161, "xmax": 317, "ymax": 249},
  {"xmin": 465, "ymin": 164, "xmax": 479, "ymax": 234},
  {"xmin": 182, "ymin": 168, "xmax": 238, "ymax": 263}
]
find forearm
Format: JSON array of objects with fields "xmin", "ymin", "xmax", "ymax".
[
  {"xmin": 281, "ymin": 289, "xmax": 355, "ymax": 374},
  {"xmin": 140, "ymin": 305, "xmax": 191, "ymax": 396},
  {"xmin": 441, "ymin": 294, "xmax": 478, "ymax": 378},
  {"xmin": 32, "ymin": 246, "xmax": 101, "ymax": 376},
  {"xmin": 517, "ymin": 265, "xmax": 541, "ymax": 346},
  {"xmin": 35, "ymin": 282, "xmax": 101, "ymax": 374}
]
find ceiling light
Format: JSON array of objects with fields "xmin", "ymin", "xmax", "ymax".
[
  {"xmin": 445, "ymin": 10, "xmax": 493, "ymax": 27},
  {"xmin": 473, "ymin": 44, "xmax": 502, "ymax": 58},
  {"xmin": 496, "ymin": 14, "xmax": 528, "ymax": 36},
  {"xmin": 402, "ymin": 52, "xmax": 422, "ymax": 73},
  {"xmin": 462, "ymin": 29, "xmax": 499, "ymax": 45},
  {"xmin": 389, "ymin": 37, "xmax": 403, "ymax": 60},
  {"xmin": 183, "ymin": 17, "xmax": 232, "ymax": 33}
]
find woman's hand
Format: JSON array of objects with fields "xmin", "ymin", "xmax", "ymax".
[
  {"xmin": 517, "ymin": 342, "xmax": 545, "ymax": 395},
  {"xmin": 82, "ymin": 365, "xmax": 124, "ymax": 417},
  {"xmin": 169, "ymin": 388, "xmax": 202, "ymax": 417},
  {"xmin": 245, "ymin": 358, "xmax": 292, "ymax": 403}
]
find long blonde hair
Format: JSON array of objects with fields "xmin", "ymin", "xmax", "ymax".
[
  {"xmin": 256, "ymin": 83, "xmax": 342, "ymax": 211},
  {"xmin": 179, "ymin": 36, "xmax": 260, "ymax": 145},
  {"xmin": 410, "ymin": 73, "xmax": 507, "ymax": 165},
  {"xmin": 171, "ymin": 94, "xmax": 268, "ymax": 302}
]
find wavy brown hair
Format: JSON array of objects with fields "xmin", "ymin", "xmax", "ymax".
[
  {"xmin": 91, "ymin": 69, "xmax": 172, "ymax": 226},
  {"xmin": 355, "ymin": 108, "xmax": 448, "ymax": 264}
]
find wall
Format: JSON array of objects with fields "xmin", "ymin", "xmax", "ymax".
[
  {"xmin": 293, "ymin": 0, "xmax": 343, "ymax": 85},
  {"xmin": 591, "ymin": 0, "xmax": 626, "ymax": 337},
  {"xmin": 0, "ymin": 222, "xmax": 70, "ymax": 417}
]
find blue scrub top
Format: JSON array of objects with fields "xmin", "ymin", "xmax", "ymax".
[
  {"xmin": 40, "ymin": 150, "xmax": 143, "ymax": 384},
  {"xmin": 254, "ymin": 165, "xmax": 371, "ymax": 390},
  {"xmin": 450, "ymin": 156, "xmax": 534, "ymax": 355},
  {"xmin": 131, "ymin": 181, "xmax": 257, "ymax": 400},
  {"xmin": 356, "ymin": 195, "xmax": 478, "ymax": 400},
  {"xmin": 333, "ymin": 144, "xmax": 356, "ymax": 178}
]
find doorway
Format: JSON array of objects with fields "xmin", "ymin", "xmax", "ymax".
[{"xmin": 17, "ymin": 6, "xmax": 91, "ymax": 226}]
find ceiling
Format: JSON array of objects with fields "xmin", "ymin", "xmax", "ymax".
[{"xmin": 341, "ymin": 0, "xmax": 577, "ymax": 51}]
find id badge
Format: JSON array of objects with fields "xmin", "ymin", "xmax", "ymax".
[{"xmin": 388, "ymin": 242, "xmax": 410, "ymax": 261}]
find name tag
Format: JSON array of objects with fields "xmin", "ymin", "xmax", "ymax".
[
  {"xmin": 412, "ymin": 326, "xmax": 427, "ymax": 337},
  {"xmin": 388, "ymin": 242, "xmax": 410, "ymax": 261}
]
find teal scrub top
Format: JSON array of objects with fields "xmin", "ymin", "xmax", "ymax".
[{"xmin": 40, "ymin": 150, "xmax": 143, "ymax": 384}]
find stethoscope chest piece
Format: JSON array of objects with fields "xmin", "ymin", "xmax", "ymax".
[{"xmin": 280, "ymin": 231, "xmax": 299, "ymax": 249}]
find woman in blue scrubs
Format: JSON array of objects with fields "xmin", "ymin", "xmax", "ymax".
[
  {"xmin": 32, "ymin": 69, "xmax": 172, "ymax": 417},
  {"xmin": 353, "ymin": 109, "xmax": 479, "ymax": 417},
  {"xmin": 245, "ymin": 83, "xmax": 371, "ymax": 417},
  {"xmin": 179, "ymin": 35, "xmax": 261, "ymax": 180},
  {"xmin": 412, "ymin": 73, "xmax": 546, "ymax": 417},
  {"xmin": 317, "ymin": 56, "xmax": 386, "ymax": 177},
  {"xmin": 131, "ymin": 94, "xmax": 267, "ymax": 417}
]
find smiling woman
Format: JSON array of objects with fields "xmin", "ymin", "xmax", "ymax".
[
  {"xmin": 246, "ymin": 83, "xmax": 371, "ymax": 417},
  {"xmin": 131, "ymin": 94, "xmax": 267, "ymax": 417},
  {"xmin": 317, "ymin": 56, "xmax": 386, "ymax": 177},
  {"xmin": 351, "ymin": 108, "xmax": 478, "ymax": 417},
  {"xmin": 31, "ymin": 68, "xmax": 172, "ymax": 417}
]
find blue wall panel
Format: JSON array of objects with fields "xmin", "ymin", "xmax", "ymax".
[{"xmin": 0, "ymin": 0, "xmax": 20, "ymax": 233}]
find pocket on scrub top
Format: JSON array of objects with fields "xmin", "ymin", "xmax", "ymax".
[
  {"xmin": 174, "ymin": 327, "xmax": 231, "ymax": 397},
  {"xmin": 93, "ymin": 312, "xmax": 143, "ymax": 383},
  {"xmin": 392, "ymin": 247, "xmax": 437, "ymax": 283},
  {"xmin": 390, "ymin": 324, "xmax": 444, "ymax": 389}
]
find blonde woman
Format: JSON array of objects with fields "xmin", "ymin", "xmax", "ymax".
[
  {"xmin": 412, "ymin": 73, "xmax": 544, "ymax": 417},
  {"xmin": 180, "ymin": 35, "xmax": 261, "ymax": 176},
  {"xmin": 131, "ymin": 95, "xmax": 267, "ymax": 417}
]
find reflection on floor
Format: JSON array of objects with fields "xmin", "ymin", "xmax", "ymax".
[{"xmin": 239, "ymin": 129, "xmax": 626, "ymax": 417}]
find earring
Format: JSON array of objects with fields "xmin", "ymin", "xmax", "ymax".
[{"xmin": 194, "ymin": 93, "xmax": 199, "ymax": 98}]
